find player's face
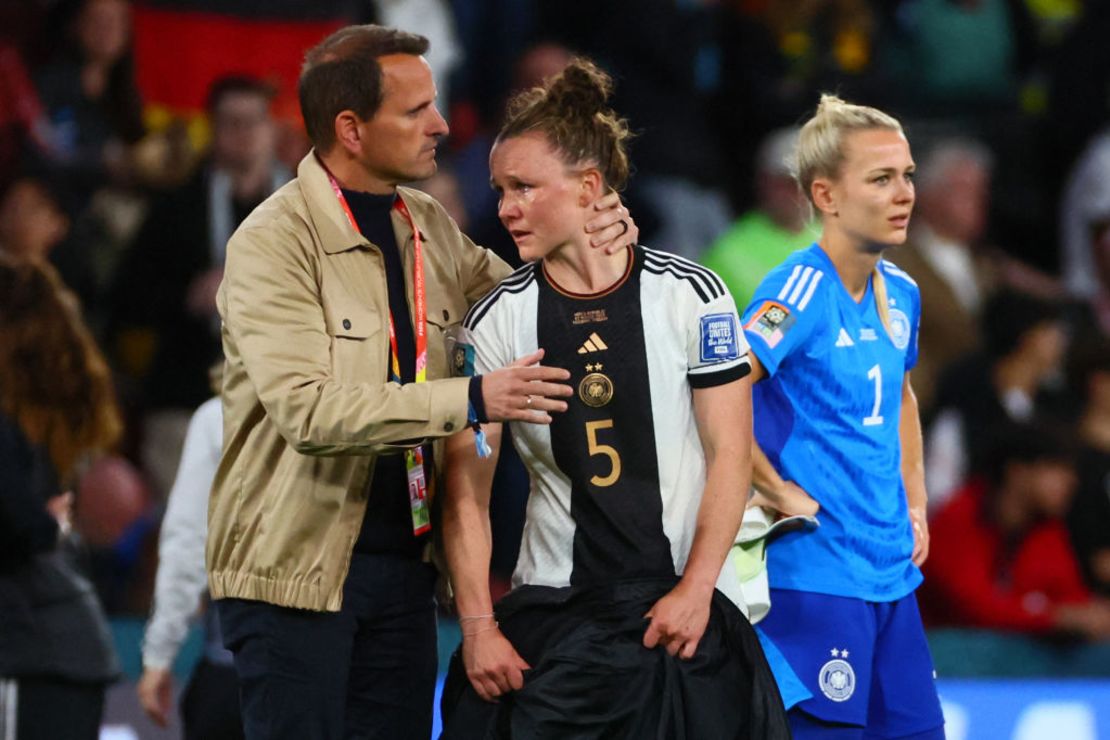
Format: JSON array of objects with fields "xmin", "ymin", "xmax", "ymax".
[
  {"xmin": 355, "ymin": 54, "xmax": 448, "ymax": 188},
  {"xmin": 490, "ymin": 132, "xmax": 586, "ymax": 262},
  {"xmin": 825, "ymin": 128, "xmax": 915, "ymax": 251}
]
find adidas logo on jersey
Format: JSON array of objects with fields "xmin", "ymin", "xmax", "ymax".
[
  {"xmin": 835, "ymin": 328, "xmax": 854, "ymax": 348},
  {"xmin": 577, "ymin": 332, "xmax": 609, "ymax": 354}
]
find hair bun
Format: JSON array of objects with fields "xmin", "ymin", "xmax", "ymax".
[{"xmin": 547, "ymin": 59, "xmax": 613, "ymax": 116}]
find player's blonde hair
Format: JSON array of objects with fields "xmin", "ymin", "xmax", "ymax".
[
  {"xmin": 794, "ymin": 94, "xmax": 906, "ymax": 339},
  {"xmin": 794, "ymin": 93, "xmax": 904, "ymax": 207}
]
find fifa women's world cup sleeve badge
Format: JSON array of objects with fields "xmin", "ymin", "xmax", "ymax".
[{"xmin": 745, "ymin": 301, "xmax": 795, "ymax": 349}]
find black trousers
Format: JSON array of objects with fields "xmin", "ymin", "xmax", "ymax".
[
  {"xmin": 0, "ymin": 676, "xmax": 105, "ymax": 740},
  {"xmin": 181, "ymin": 658, "xmax": 244, "ymax": 740},
  {"xmin": 217, "ymin": 553, "xmax": 438, "ymax": 740}
]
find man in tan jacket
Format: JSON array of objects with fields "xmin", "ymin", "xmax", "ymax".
[{"xmin": 207, "ymin": 25, "xmax": 635, "ymax": 740}]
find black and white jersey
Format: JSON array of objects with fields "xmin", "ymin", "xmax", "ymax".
[{"xmin": 458, "ymin": 246, "xmax": 752, "ymax": 609}]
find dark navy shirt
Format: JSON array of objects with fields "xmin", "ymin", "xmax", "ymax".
[{"xmin": 341, "ymin": 188, "xmax": 427, "ymax": 558}]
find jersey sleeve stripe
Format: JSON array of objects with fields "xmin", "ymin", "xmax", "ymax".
[
  {"xmin": 777, "ymin": 265, "xmax": 803, "ymax": 301},
  {"xmin": 797, "ymin": 270, "xmax": 823, "ymax": 310},
  {"xmin": 787, "ymin": 266, "xmax": 815, "ymax": 305}
]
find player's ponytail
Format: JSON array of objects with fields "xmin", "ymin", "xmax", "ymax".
[{"xmin": 497, "ymin": 58, "xmax": 632, "ymax": 192}]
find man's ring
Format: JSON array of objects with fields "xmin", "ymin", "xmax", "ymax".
[
  {"xmin": 617, "ymin": 219, "xmax": 629, "ymax": 236},
  {"xmin": 525, "ymin": 396, "xmax": 533, "ymax": 407}
]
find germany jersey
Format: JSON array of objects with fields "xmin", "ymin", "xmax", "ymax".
[{"xmin": 458, "ymin": 245, "xmax": 752, "ymax": 608}]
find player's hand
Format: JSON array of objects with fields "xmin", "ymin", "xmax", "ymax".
[
  {"xmin": 909, "ymin": 505, "xmax": 929, "ymax": 566},
  {"xmin": 642, "ymin": 579, "xmax": 712, "ymax": 660},
  {"xmin": 586, "ymin": 192, "xmax": 638, "ymax": 255},
  {"xmin": 482, "ymin": 349, "xmax": 572, "ymax": 424},
  {"xmin": 462, "ymin": 623, "xmax": 531, "ymax": 702},
  {"xmin": 750, "ymin": 481, "xmax": 819, "ymax": 518},
  {"xmin": 137, "ymin": 666, "xmax": 174, "ymax": 727}
]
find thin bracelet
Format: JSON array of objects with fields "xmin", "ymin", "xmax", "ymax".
[{"xmin": 462, "ymin": 622, "xmax": 500, "ymax": 638}]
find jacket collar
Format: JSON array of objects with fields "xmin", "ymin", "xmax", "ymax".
[{"xmin": 298, "ymin": 151, "xmax": 420, "ymax": 256}]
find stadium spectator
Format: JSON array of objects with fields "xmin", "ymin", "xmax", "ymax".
[
  {"xmin": 1066, "ymin": 338, "xmax": 1110, "ymax": 598},
  {"xmin": 109, "ymin": 75, "xmax": 289, "ymax": 501},
  {"xmin": 743, "ymin": 94, "xmax": 945, "ymax": 738},
  {"xmin": 925, "ymin": 289, "xmax": 1070, "ymax": 511},
  {"xmin": 0, "ymin": 257, "xmax": 122, "ymax": 740},
  {"xmin": 0, "ymin": 176, "xmax": 70, "ymax": 264},
  {"xmin": 29, "ymin": 0, "xmax": 144, "ymax": 214},
  {"xmin": 880, "ymin": 0, "xmax": 1036, "ymax": 114},
  {"xmin": 440, "ymin": 57, "xmax": 788, "ymax": 739},
  {"xmin": 890, "ymin": 137, "xmax": 995, "ymax": 413},
  {"xmin": 701, "ymin": 126, "xmax": 819, "ymax": 310},
  {"xmin": 1061, "ymin": 126, "xmax": 1110, "ymax": 307},
  {"xmin": 921, "ymin": 423, "xmax": 1110, "ymax": 640},
  {"xmin": 0, "ymin": 42, "xmax": 51, "ymax": 188}
]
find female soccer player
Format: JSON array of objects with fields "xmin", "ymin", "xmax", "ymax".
[
  {"xmin": 742, "ymin": 95, "xmax": 945, "ymax": 739},
  {"xmin": 439, "ymin": 59, "xmax": 789, "ymax": 738}
]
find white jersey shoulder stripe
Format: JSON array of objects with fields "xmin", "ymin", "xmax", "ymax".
[
  {"xmin": 776, "ymin": 265, "xmax": 804, "ymax": 301},
  {"xmin": 880, "ymin": 260, "xmax": 918, "ymax": 287},
  {"xmin": 642, "ymin": 247, "xmax": 725, "ymax": 295},
  {"xmin": 774, "ymin": 261, "xmax": 825, "ymax": 310},
  {"xmin": 642, "ymin": 249, "xmax": 723, "ymax": 302},
  {"xmin": 797, "ymin": 269, "xmax": 824, "ymax": 310},
  {"xmin": 463, "ymin": 264, "xmax": 536, "ymax": 330}
]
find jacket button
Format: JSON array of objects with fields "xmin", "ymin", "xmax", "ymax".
[
  {"xmin": 342, "ymin": 319, "xmax": 351, "ymax": 330},
  {"xmin": 444, "ymin": 421, "xmax": 455, "ymax": 432},
  {"xmin": 442, "ymin": 309, "xmax": 449, "ymax": 321}
]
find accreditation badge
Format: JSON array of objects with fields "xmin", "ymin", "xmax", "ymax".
[{"xmin": 406, "ymin": 447, "xmax": 431, "ymax": 535}]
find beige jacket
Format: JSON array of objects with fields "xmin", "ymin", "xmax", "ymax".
[{"xmin": 207, "ymin": 152, "xmax": 510, "ymax": 611}]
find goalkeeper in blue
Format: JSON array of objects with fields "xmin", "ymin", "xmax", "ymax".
[{"xmin": 741, "ymin": 94, "xmax": 945, "ymax": 740}]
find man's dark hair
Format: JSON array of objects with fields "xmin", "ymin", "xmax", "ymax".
[
  {"xmin": 298, "ymin": 25, "xmax": 429, "ymax": 152},
  {"xmin": 981, "ymin": 421, "xmax": 1076, "ymax": 486},
  {"xmin": 981, "ymin": 289, "xmax": 1063, "ymax": 361},
  {"xmin": 206, "ymin": 75, "xmax": 277, "ymax": 115}
]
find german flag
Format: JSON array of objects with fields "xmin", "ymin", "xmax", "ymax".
[{"xmin": 133, "ymin": 1, "xmax": 354, "ymax": 121}]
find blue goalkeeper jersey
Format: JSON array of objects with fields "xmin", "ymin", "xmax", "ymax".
[{"xmin": 741, "ymin": 244, "xmax": 922, "ymax": 602}]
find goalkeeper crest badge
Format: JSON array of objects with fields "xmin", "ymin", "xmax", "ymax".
[{"xmin": 818, "ymin": 649, "xmax": 856, "ymax": 702}]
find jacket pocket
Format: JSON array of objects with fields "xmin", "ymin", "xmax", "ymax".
[{"xmin": 324, "ymin": 300, "xmax": 383, "ymax": 382}]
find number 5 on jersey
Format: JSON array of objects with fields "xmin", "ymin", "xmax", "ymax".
[{"xmin": 586, "ymin": 420, "xmax": 621, "ymax": 487}]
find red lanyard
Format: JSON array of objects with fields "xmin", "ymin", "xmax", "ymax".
[
  {"xmin": 323, "ymin": 169, "xmax": 427, "ymax": 385},
  {"xmin": 323, "ymin": 166, "xmax": 431, "ymax": 535}
]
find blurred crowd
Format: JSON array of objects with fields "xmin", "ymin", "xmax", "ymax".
[{"xmin": 3, "ymin": 0, "xmax": 1110, "ymax": 695}]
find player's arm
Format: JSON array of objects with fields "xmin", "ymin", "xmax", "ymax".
[
  {"xmin": 745, "ymin": 352, "xmax": 820, "ymax": 517},
  {"xmin": 900, "ymin": 372, "xmax": 929, "ymax": 566},
  {"xmin": 442, "ymin": 424, "xmax": 530, "ymax": 701},
  {"xmin": 643, "ymin": 373, "xmax": 752, "ymax": 659}
]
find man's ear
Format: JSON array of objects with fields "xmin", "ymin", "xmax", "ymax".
[
  {"xmin": 334, "ymin": 110, "xmax": 363, "ymax": 155},
  {"xmin": 811, "ymin": 177, "xmax": 837, "ymax": 218},
  {"xmin": 578, "ymin": 168, "xmax": 604, "ymax": 207}
]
